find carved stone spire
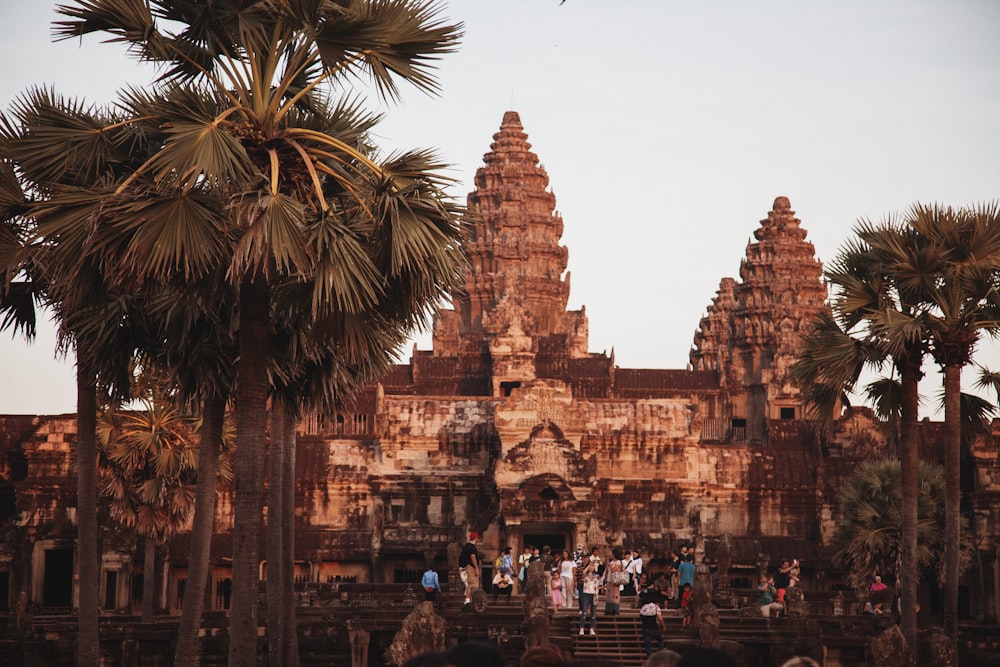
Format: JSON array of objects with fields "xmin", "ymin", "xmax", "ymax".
[
  {"xmin": 690, "ymin": 277, "xmax": 737, "ymax": 373},
  {"xmin": 457, "ymin": 111, "xmax": 571, "ymax": 337},
  {"xmin": 691, "ymin": 197, "xmax": 829, "ymax": 433}
]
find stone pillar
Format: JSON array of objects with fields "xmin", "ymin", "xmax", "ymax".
[{"xmin": 348, "ymin": 624, "xmax": 370, "ymax": 667}]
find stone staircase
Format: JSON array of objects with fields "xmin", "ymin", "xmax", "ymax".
[{"xmin": 550, "ymin": 601, "xmax": 693, "ymax": 667}]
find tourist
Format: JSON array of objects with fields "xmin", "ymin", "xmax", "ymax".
[
  {"xmin": 625, "ymin": 549, "xmax": 644, "ymax": 597},
  {"xmin": 680, "ymin": 583, "xmax": 692, "ymax": 627},
  {"xmin": 775, "ymin": 560, "xmax": 792, "ymax": 603},
  {"xmin": 492, "ymin": 569, "xmax": 514, "ymax": 604},
  {"xmin": 863, "ymin": 574, "xmax": 889, "ymax": 614},
  {"xmin": 421, "ymin": 564, "xmax": 441, "ymax": 602},
  {"xmin": 578, "ymin": 551, "xmax": 601, "ymax": 636},
  {"xmin": 667, "ymin": 550, "xmax": 681, "ymax": 600},
  {"xmin": 757, "ymin": 573, "xmax": 783, "ymax": 618},
  {"xmin": 644, "ymin": 649, "xmax": 682, "ymax": 667},
  {"xmin": 559, "ymin": 549, "xmax": 576, "ymax": 609},
  {"xmin": 862, "ymin": 600, "xmax": 884, "ymax": 615},
  {"xmin": 498, "ymin": 546, "xmax": 514, "ymax": 575},
  {"xmin": 677, "ymin": 552, "xmax": 696, "ymax": 604},
  {"xmin": 550, "ymin": 571, "xmax": 564, "ymax": 612},
  {"xmin": 518, "ymin": 545, "xmax": 533, "ymax": 592},
  {"xmin": 459, "ymin": 532, "xmax": 481, "ymax": 607},
  {"xmin": 638, "ymin": 581, "xmax": 666, "ymax": 656},
  {"xmin": 789, "ymin": 558, "xmax": 801, "ymax": 588},
  {"xmin": 603, "ymin": 547, "xmax": 625, "ymax": 615},
  {"xmin": 676, "ymin": 648, "xmax": 738, "ymax": 667}
]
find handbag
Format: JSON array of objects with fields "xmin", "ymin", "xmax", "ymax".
[{"xmin": 607, "ymin": 561, "xmax": 628, "ymax": 586}]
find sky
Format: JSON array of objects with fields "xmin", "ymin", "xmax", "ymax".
[{"xmin": 1, "ymin": 1, "xmax": 999, "ymax": 416}]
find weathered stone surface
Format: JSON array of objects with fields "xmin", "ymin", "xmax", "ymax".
[
  {"xmin": 384, "ymin": 602, "xmax": 447, "ymax": 666},
  {"xmin": 522, "ymin": 559, "xmax": 550, "ymax": 648},
  {"xmin": 698, "ymin": 602, "xmax": 721, "ymax": 648},
  {"xmin": 690, "ymin": 563, "xmax": 713, "ymax": 634},
  {"xmin": 0, "ymin": 110, "xmax": 998, "ymax": 662},
  {"xmin": 869, "ymin": 623, "xmax": 916, "ymax": 667}
]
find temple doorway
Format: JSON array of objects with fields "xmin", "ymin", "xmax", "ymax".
[
  {"xmin": 524, "ymin": 533, "xmax": 565, "ymax": 553},
  {"xmin": 516, "ymin": 522, "xmax": 575, "ymax": 556},
  {"xmin": 43, "ymin": 548, "xmax": 73, "ymax": 608}
]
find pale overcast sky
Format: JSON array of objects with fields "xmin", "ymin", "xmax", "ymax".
[{"xmin": 1, "ymin": 1, "xmax": 999, "ymax": 416}]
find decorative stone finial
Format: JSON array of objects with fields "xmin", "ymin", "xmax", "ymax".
[
  {"xmin": 501, "ymin": 110, "xmax": 522, "ymax": 128},
  {"xmin": 773, "ymin": 196, "xmax": 791, "ymax": 211}
]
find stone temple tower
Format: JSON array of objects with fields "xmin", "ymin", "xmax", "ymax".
[
  {"xmin": 431, "ymin": 111, "xmax": 591, "ymax": 397},
  {"xmin": 690, "ymin": 196, "xmax": 828, "ymax": 442}
]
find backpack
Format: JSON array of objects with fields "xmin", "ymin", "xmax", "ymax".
[{"xmin": 495, "ymin": 556, "xmax": 503, "ymax": 569}]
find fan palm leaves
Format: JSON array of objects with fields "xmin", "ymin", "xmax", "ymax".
[
  {"xmin": 832, "ymin": 458, "xmax": 949, "ymax": 590},
  {"xmin": 1, "ymin": 87, "xmax": 158, "ymax": 665},
  {"xmin": 907, "ymin": 202, "xmax": 1000, "ymax": 649},
  {"xmin": 795, "ymin": 203, "xmax": 1000, "ymax": 654},
  {"xmin": 793, "ymin": 216, "xmax": 927, "ymax": 649},
  {"xmin": 41, "ymin": 4, "xmax": 465, "ymax": 666}
]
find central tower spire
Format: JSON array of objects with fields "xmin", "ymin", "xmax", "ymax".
[
  {"xmin": 429, "ymin": 112, "xmax": 591, "ymax": 396},
  {"xmin": 457, "ymin": 111, "xmax": 571, "ymax": 336}
]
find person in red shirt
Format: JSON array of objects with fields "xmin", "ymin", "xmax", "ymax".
[{"xmin": 680, "ymin": 583, "xmax": 692, "ymax": 627}]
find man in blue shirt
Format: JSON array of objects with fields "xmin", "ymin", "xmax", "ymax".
[
  {"xmin": 677, "ymin": 552, "xmax": 696, "ymax": 604},
  {"xmin": 421, "ymin": 564, "xmax": 441, "ymax": 602}
]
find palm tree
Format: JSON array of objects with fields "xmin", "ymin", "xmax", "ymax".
[
  {"xmin": 98, "ymin": 398, "xmax": 198, "ymax": 621},
  {"xmin": 263, "ymin": 301, "xmax": 413, "ymax": 666},
  {"xmin": 2, "ymin": 88, "xmax": 155, "ymax": 667},
  {"xmin": 51, "ymin": 4, "xmax": 465, "ymax": 665},
  {"xmin": 907, "ymin": 202, "xmax": 1000, "ymax": 652},
  {"xmin": 793, "ymin": 218, "xmax": 928, "ymax": 650},
  {"xmin": 831, "ymin": 458, "xmax": 948, "ymax": 591},
  {"xmin": 147, "ymin": 278, "xmax": 238, "ymax": 667}
]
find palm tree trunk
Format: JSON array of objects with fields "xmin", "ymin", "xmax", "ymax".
[
  {"xmin": 266, "ymin": 401, "xmax": 286, "ymax": 667},
  {"xmin": 281, "ymin": 411, "xmax": 299, "ymax": 667},
  {"xmin": 899, "ymin": 359, "xmax": 921, "ymax": 650},
  {"xmin": 142, "ymin": 536, "xmax": 156, "ymax": 622},
  {"xmin": 229, "ymin": 273, "xmax": 271, "ymax": 667},
  {"xmin": 174, "ymin": 393, "xmax": 226, "ymax": 667},
  {"xmin": 944, "ymin": 363, "xmax": 962, "ymax": 659},
  {"xmin": 76, "ymin": 358, "xmax": 100, "ymax": 667}
]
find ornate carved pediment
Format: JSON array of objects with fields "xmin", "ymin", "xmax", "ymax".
[{"xmin": 494, "ymin": 418, "xmax": 595, "ymax": 490}]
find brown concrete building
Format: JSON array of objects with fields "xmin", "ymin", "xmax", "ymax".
[{"xmin": 1, "ymin": 112, "xmax": 998, "ymax": 639}]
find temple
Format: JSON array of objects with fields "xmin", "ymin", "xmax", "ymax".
[{"xmin": 1, "ymin": 111, "xmax": 999, "ymax": 662}]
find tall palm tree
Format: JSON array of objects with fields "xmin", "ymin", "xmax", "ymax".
[
  {"xmin": 907, "ymin": 202, "xmax": 1000, "ymax": 653},
  {"xmin": 263, "ymin": 297, "xmax": 413, "ymax": 666},
  {"xmin": 2, "ymin": 89, "xmax": 154, "ymax": 667},
  {"xmin": 51, "ymin": 4, "xmax": 466, "ymax": 665},
  {"xmin": 146, "ymin": 277, "xmax": 238, "ymax": 667},
  {"xmin": 98, "ymin": 398, "xmax": 198, "ymax": 622},
  {"xmin": 792, "ymin": 218, "xmax": 928, "ymax": 651}
]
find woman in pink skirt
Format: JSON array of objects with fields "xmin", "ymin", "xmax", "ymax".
[{"xmin": 550, "ymin": 571, "xmax": 564, "ymax": 612}]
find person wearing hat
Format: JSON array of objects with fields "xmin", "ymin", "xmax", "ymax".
[{"xmin": 458, "ymin": 531, "xmax": 481, "ymax": 606}]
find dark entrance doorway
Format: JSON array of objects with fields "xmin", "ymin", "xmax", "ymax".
[
  {"xmin": 524, "ymin": 533, "xmax": 566, "ymax": 553},
  {"xmin": 43, "ymin": 548, "xmax": 73, "ymax": 608}
]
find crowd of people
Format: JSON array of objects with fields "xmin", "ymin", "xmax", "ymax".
[
  {"xmin": 415, "ymin": 534, "xmax": 829, "ymax": 666},
  {"xmin": 465, "ymin": 538, "xmax": 708, "ymax": 652},
  {"xmin": 756, "ymin": 559, "xmax": 801, "ymax": 619}
]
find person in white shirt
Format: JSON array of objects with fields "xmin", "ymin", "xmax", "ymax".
[
  {"xmin": 625, "ymin": 549, "xmax": 643, "ymax": 596},
  {"xmin": 559, "ymin": 549, "xmax": 577, "ymax": 609}
]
